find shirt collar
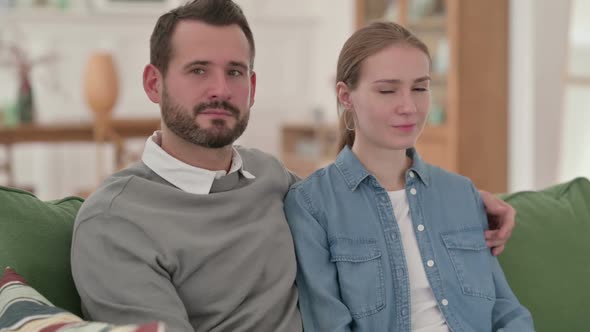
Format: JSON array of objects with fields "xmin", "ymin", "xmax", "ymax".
[
  {"xmin": 141, "ymin": 131, "xmax": 255, "ymax": 195},
  {"xmin": 334, "ymin": 146, "xmax": 430, "ymax": 191}
]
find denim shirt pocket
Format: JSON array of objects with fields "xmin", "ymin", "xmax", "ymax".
[
  {"xmin": 441, "ymin": 229, "xmax": 496, "ymax": 300},
  {"xmin": 329, "ymin": 237, "xmax": 386, "ymax": 319}
]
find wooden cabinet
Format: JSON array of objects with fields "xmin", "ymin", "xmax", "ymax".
[
  {"xmin": 281, "ymin": 123, "xmax": 338, "ymax": 178},
  {"xmin": 356, "ymin": 0, "xmax": 508, "ymax": 192}
]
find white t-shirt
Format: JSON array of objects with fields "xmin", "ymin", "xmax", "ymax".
[{"xmin": 388, "ymin": 190, "xmax": 450, "ymax": 332}]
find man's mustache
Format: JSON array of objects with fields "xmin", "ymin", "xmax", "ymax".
[{"xmin": 194, "ymin": 101, "xmax": 240, "ymax": 118}]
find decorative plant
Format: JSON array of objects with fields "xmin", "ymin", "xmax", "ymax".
[{"xmin": 0, "ymin": 28, "xmax": 58, "ymax": 124}]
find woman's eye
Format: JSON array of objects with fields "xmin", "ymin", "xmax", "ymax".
[
  {"xmin": 379, "ymin": 90, "xmax": 395, "ymax": 94},
  {"xmin": 192, "ymin": 68, "xmax": 205, "ymax": 75},
  {"xmin": 413, "ymin": 87, "xmax": 429, "ymax": 92}
]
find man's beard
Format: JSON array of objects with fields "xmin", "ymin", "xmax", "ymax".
[{"xmin": 161, "ymin": 86, "xmax": 249, "ymax": 149}]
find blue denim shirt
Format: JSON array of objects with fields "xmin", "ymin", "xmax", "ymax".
[{"xmin": 284, "ymin": 147, "xmax": 534, "ymax": 332}]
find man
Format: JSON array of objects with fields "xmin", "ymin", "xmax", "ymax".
[{"xmin": 71, "ymin": 1, "xmax": 515, "ymax": 331}]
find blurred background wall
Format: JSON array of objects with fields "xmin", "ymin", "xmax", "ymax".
[{"xmin": 0, "ymin": 0, "xmax": 588, "ymax": 199}]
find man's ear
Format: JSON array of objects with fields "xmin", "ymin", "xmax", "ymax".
[
  {"xmin": 249, "ymin": 71, "xmax": 256, "ymax": 107},
  {"xmin": 143, "ymin": 64, "xmax": 162, "ymax": 104},
  {"xmin": 336, "ymin": 81, "xmax": 352, "ymax": 109}
]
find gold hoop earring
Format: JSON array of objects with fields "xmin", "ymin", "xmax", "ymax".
[{"xmin": 343, "ymin": 109, "xmax": 355, "ymax": 131}]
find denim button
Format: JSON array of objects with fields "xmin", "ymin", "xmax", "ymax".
[
  {"xmin": 417, "ymin": 224, "xmax": 425, "ymax": 232},
  {"xmin": 390, "ymin": 233, "xmax": 396, "ymax": 240},
  {"xmin": 402, "ymin": 308, "xmax": 408, "ymax": 316},
  {"xmin": 442, "ymin": 299, "xmax": 449, "ymax": 306},
  {"xmin": 410, "ymin": 188, "xmax": 417, "ymax": 195},
  {"xmin": 409, "ymin": 171, "xmax": 415, "ymax": 178},
  {"xmin": 427, "ymin": 260, "xmax": 435, "ymax": 267}
]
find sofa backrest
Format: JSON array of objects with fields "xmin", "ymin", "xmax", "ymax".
[
  {"xmin": 499, "ymin": 177, "xmax": 590, "ymax": 332},
  {"xmin": 0, "ymin": 186, "xmax": 83, "ymax": 316},
  {"xmin": 2, "ymin": 177, "xmax": 588, "ymax": 329}
]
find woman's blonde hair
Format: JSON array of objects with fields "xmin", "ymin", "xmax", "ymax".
[{"xmin": 336, "ymin": 21, "xmax": 431, "ymax": 151}]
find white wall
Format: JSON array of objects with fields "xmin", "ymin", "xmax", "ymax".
[
  {"xmin": 509, "ymin": 0, "xmax": 571, "ymax": 191},
  {"xmin": 508, "ymin": 0, "xmax": 535, "ymax": 192},
  {"xmin": 0, "ymin": 1, "xmax": 354, "ymax": 199},
  {"xmin": 559, "ymin": 0, "xmax": 590, "ymax": 182},
  {"xmin": 532, "ymin": 0, "xmax": 571, "ymax": 189}
]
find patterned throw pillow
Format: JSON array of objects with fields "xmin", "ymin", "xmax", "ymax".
[{"xmin": 0, "ymin": 267, "xmax": 166, "ymax": 332}]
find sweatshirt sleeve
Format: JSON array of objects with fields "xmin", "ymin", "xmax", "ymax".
[{"xmin": 71, "ymin": 212, "xmax": 193, "ymax": 332}]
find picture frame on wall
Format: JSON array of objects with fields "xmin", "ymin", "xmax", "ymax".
[{"xmin": 89, "ymin": 0, "xmax": 182, "ymax": 13}]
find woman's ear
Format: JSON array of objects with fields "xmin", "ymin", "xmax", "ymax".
[{"xmin": 336, "ymin": 81, "xmax": 352, "ymax": 110}]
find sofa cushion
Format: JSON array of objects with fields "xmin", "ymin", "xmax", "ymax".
[
  {"xmin": 0, "ymin": 267, "xmax": 166, "ymax": 331},
  {"xmin": 499, "ymin": 177, "xmax": 590, "ymax": 332},
  {"xmin": 0, "ymin": 186, "xmax": 83, "ymax": 316}
]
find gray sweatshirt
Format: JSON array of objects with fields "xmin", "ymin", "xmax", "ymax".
[{"xmin": 71, "ymin": 147, "xmax": 302, "ymax": 332}]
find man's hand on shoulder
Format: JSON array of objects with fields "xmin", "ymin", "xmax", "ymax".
[{"xmin": 479, "ymin": 190, "xmax": 516, "ymax": 256}]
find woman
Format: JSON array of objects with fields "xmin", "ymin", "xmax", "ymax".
[{"xmin": 284, "ymin": 22, "xmax": 534, "ymax": 331}]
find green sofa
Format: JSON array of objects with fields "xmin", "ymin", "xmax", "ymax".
[
  {"xmin": 0, "ymin": 187, "xmax": 84, "ymax": 316},
  {"xmin": 1, "ymin": 178, "xmax": 589, "ymax": 331},
  {"xmin": 498, "ymin": 177, "xmax": 590, "ymax": 331}
]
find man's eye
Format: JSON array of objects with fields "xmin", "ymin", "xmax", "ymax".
[
  {"xmin": 192, "ymin": 68, "xmax": 205, "ymax": 75},
  {"xmin": 228, "ymin": 69, "xmax": 243, "ymax": 77},
  {"xmin": 413, "ymin": 87, "xmax": 428, "ymax": 92},
  {"xmin": 379, "ymin": 90, "xmax": 395, "ymax": 94}
]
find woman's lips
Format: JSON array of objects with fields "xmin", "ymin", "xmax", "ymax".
[{"xmin": 392, "ymin": 124, "xmax": 416, "ymax": 132}]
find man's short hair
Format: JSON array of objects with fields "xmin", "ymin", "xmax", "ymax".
[{"xmin": 150, "ymin": 0, "xmax": 255, "ymax": 76}]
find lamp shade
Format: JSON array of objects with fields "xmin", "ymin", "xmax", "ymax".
[{"xmin": 83, "ymin": 52, "xmax": 119, "ymax": 117}]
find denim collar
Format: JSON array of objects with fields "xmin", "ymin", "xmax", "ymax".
[{"xmin": 334, "ymin": 146, "xmax": 430, "ymax": 191}]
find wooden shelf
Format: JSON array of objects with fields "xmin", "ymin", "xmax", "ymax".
[
  {"xmin": 407, "ymin": 15, "xmax": 446, "ymax": 32},
  {"xmin": 281, "ymin": 123, "xmax": 338, "ymax": 178},
  {"xmin": 0, "ymin": 118, "xmax": 160, "ymax": 188},
  {"xmin": 0, "ymin": 9, "xmax": 161, "ymax": 24},
  {"xmin": 0, "ymin": 118, "xmax": 159, "ymax": 144},
  {"xmin": 566, "ymin": 75, "xmax": 590, "ymax": 86},
  {"xmin": 282, "ymin": 154, "xmax": 328, "ymax": 178}
]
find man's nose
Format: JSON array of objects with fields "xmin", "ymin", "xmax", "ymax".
[{"xmin": 207, "ymin": 72, "xmax": 231, "ymax": 100}]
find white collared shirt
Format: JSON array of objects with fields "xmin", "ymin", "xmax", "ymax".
[{"xmin": 141, "ymin": 131, "xmax": 255, "ymax": 195}]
